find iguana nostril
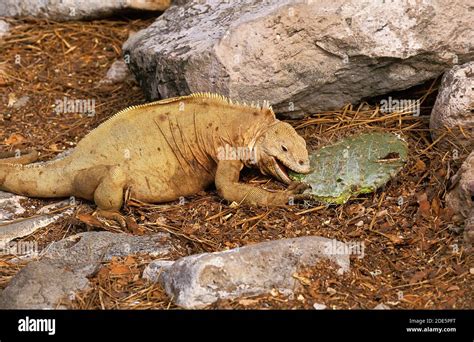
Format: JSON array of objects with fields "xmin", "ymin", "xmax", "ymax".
[{"xmin": 299, "ymin": 160, "xmax": 304, "ymax": 165}]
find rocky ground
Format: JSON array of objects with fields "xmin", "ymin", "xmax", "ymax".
[{"xmin": 0, "ymin": 18, "xmax": 473, "ymax": 309}]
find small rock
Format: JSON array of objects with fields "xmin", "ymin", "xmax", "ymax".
[
  {"xmin": 6, "ymin": 94, "xmax": 30, "ymax": 109},
  {"xmin": 0, "ymin": 232, "xmax": 175, "ymax": 309},
  {"xmin": 313, "ymin": 303, "xmax": 327, "ymax": 310},
  {"xmin": 470, "ymin": 268, "xmax": 474, "ymax": 275},
  {"xmin": 36, "ymin": 199, "xmax": 71, "ymax": 215},
  {"xmin": 142, "ymin": 260, "xmax": 174, "ymax": 283},
  {"xmin": 326, "ymin": 287, "xmax": 337, "ymax": 295},
  {"xmin": 99, "ymin": 60, "xmax": 135, "ymax": 85},
  {"xmin": 145, "ymin": 236, "xmax": 350, "ymax": 309},
  {"xmin": 0, "ymin": 191, "xmax": 26, "ymax": 222},
  {"xmin": 374, "ymin": 303, "xmax": 391, "ymax": 310},
  {"xmin": 12, "ymin": 95, "xmax": 30, "ymax": 109},
  {"xmin": 0, "ymin": 20, "xmax": 10, "ymax": 39}
]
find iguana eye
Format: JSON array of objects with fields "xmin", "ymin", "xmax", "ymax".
[{"xmin": 281, "ymin": 145, "xmax": 288, "ymax": 152}]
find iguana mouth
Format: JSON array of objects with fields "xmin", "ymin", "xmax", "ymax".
[{"xmin": 272, "ymin": 157, "xmax": 292, "ymax": 184}]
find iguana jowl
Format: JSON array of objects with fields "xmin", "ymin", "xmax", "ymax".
[{"xmin": 1, "ymin": 93, "xmax": 311, "ymax": 217}]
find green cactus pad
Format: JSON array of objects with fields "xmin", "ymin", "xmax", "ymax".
[{"xmin": 289, "ymin": 132, "xmax": 408, "ymax": 204}]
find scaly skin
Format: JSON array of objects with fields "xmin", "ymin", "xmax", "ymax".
[{"xmin": 0, "ymin": 93, "xmax": 311, "ymax": 214}]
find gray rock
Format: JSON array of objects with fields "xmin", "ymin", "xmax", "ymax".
[
  {"xmin": 36, "ymin": 199, "xmax": 71, "ymax": 215},
  {"xmin": 0, "ymin": 0, "xmax": 170, "ymax": 21},
  {"xmin": 430, "ymin": 62, "xmax": 474, "ymax": 150},
  {"xmin": 142, "ymin": 260, "xmax": 174, "ymax": 283},
  {"xmin": 0, "ymin": 19, "xmax": 10, "ymax": 39},
  {"xmin": 11, "ymin": 95, "xmax": 30, "ymax": 109},
  {"xmin": 99, "ymin": 60, "xmax": 135, "ymax": 85},
  {"xmin": 0, "ymin": 232, "xmax": 174, "ymax": 309},
  {"xmin": 0, "ymin": 209, "xmax": 73, "ymax": 246},
  {"xmin": 144, "ymin": 236, "xmax": 350, "ymax": 308},
  {"xmin": 43, "ymin": 231, "xmax": 173, "ymax": 264},
  {"xmin": 374, "ymin": 303, "xmax": 391, "ymax": 310},
  {"xmin": 313, "ymin": 302, "xmax": 327, "ymax": 310},
  {"xmin": 124, "ymin": 0, "xmax": 474, "ymax": 118},
  {"xmin": 0, "ymin": 194, "xmax": 74, "ymax": 246},
  {"xmin": 0, "ymin": 191, "xmax": 26, "ymax": 222},
  {"xmin": 0, "ymin": 261, "xmax": 90, "ymax": 309}
]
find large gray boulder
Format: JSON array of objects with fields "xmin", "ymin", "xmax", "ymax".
[
  {"xmin": 124, "ymin": 0, "xmax": 474, "ymax": 118},
  {"xmin": 430, "ymin": 62, "xmax": 474, "ymax": 150},
  {"xmin": 143, "ymin": 236, "xmax": 353, "ymax": 308}
]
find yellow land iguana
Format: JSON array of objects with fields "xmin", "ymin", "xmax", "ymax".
[{"xmin": 0, "ymin": 93, "xmax": 311, "ymax": 221}]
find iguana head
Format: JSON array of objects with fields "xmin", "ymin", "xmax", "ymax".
[{"xmin": 254, "ymin": 121, "xmax": 310, "ymax": 184}]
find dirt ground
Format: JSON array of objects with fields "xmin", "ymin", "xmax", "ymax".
[{"xmin": 0, "ymin": 18, "xmax": 472, "ymax": 309}]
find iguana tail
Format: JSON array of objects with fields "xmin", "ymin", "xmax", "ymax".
[
  {"xmin": 0, "ymin": 158, "xmax": 73, "ymax": 198},
  {"xmin": 0, "ymin": 149, "xmax": 39, "ymax": 165}
]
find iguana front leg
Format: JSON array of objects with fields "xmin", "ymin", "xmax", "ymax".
[{"xmin": 215, "ymin": 160, "xmax": 309, "ymax": 206}]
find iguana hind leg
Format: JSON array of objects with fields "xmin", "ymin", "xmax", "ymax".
[
  {"xmin": 92, "ymin": 166, "xmax": 127, "ymax": 211},
  {"xmin": 73, "ymin": 165, "xmax": 128, "ymax": 226}
]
